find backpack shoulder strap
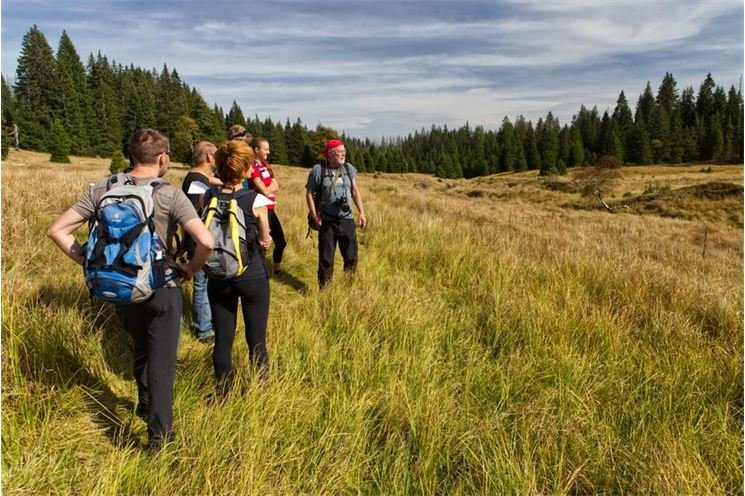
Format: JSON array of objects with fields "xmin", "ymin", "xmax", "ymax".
[
  {"xmin": 315, "ymin": 164, "xmax": 325, "ymax": 195},
  {"xmin": 150, "ymin": 178, "xmax": 167, "ymax": 190},
  {"xmin": 106, "ymin": 173, "xmax": 126, "ymax": 191},
  {"xmin": 233, "ymin": 188, "xmax": 254, "ymax": 200},
  {"xmin": 107, "ymin": 173, "xmax": 167, "ymax": 194}
]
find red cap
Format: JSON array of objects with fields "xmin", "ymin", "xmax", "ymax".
[{"xmin": 322, "ymin": 139, "xmax": 345, "ymax": 158}]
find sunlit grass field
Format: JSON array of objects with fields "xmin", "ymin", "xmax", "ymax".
[{"xmin": 2, "ymin": 149, "xmax": 743, "ymax": 494}]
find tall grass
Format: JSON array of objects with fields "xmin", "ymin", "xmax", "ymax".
[{"xmin": 2, "ymin": 151, "xmax": 743, "ymax": 494}]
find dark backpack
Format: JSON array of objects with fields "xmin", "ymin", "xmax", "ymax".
[
  {"xmin": 202, "ymin": 187, "xmax": 259, "ymax": 279},
  {"xmin": 83, "ymin": 173, "xmax": 174, "ymax": 304}
]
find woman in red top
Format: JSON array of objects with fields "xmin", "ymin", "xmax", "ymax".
[{"xmin": 246, "ymin": 137, "xmax": 286, "ymax": 275}]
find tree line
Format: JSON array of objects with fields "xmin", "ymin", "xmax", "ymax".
[{"xmin": 3, "ymin": 26, "xmax": 743, "ymax": 176}]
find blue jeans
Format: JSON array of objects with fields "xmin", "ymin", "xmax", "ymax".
[{"xmin": 191, "ymin": 268, "xmax": 213, "ymax": 338}]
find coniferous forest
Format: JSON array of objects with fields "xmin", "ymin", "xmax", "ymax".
[{"xmin": 2, "ymin": 26, "xmax": 743, "ymax": 175}]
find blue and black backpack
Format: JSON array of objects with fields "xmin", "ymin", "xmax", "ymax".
[{"xmin": 83, "ymin": 173, "xmax": 176, "ymax": 304}]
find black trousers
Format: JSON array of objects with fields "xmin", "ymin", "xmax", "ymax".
[
  {"xmin": 116, "ymin": 287, "xmax": 182, "ymax": 442},
  {"xmin": 208, "ymin": 275, "xmax": 270, "ymax": 386},
  {"xmin": 268, "ymin": 209, "xmax": 286, "ymax": 264},
  {"xmin": 318, "ymin": 218, "xmax": 358, "ymax": 287}
]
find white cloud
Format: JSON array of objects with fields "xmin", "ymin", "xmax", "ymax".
[{"xmin": 1, "ymin": 0, "xmax": 742, "ymax": 138}]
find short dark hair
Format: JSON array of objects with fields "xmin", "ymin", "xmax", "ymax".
[
  {"xmin": 192, "ymin": 141, "xmax": 216, "ymax": 166},
  {"xmin": 129, "ymin": 129, "xmax": 169, "ymax": 165}
]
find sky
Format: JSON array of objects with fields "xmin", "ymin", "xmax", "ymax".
[{"xmin": 1, "ymin": 0, "xmax": 743, "ymax": 140}]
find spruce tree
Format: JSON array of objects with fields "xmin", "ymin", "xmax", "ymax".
[
  {"xmin": 226, "ymin": 101, "xmax": 246, "ymax": 130},
  {"xmin": 1, "ymin": 75, "xmax": 15, "ymax": 131},
  {"xmin": 695, "ymin": 74, "xmax": 717, "ymax": 159},
  {"xmin": 680, "ymin": 126, "xmax": 699, "ymax": 162},
  {"xmin": 575, "ymin": 105, "xmax": 600, "ymax": 161},
  {"xmin": 567, "ymin": 129, "xmax": 585, "ymax": 167},
  {"xmin": 484, "ymin": 131, "xmax": 501, "ymax": 174},
  {"xmin": 364, "ymin": 149, "xmax": 376, "ymax": 173},
  {"xmin": 300, "ymin": 143, "xmax": 315, "ymax": 168},
  {"xmin": 55, "ymin": 31, "xmax": 89, "ymax": 155},
  {"xmin": 679, "ymin": 87, "xmax": 697, "ymax": 128},
  {"xmin": 87, "ymin": 53, "xmax": 122, "ymax": 156},
  {"xmin": 626, "ymin": 123, "xmax": 652, "ymax": 164},
  {"xmin": 354, "ymin": 147, "xmax": 367, "ymax": 172},
  {"xmin": 525, "ymin": 123, "xmax": 541, "ymax": 170},
  {"xmin": 266, "ymin": 119, "xmax": 289, "ymax": 165},
  {"xmin": 597, "ymin": 111, "xmax": 624, "ymax": 165},
  {"xmin": 188, "ymin": 88, "xmax": 223, "ymax": 144},
  {"xmin": 538, "ymin": 112, "xmax": 560, "ymax": 173},
  {"xmin": 655, "ymin": 73, "xmax": 679, "ymax": 162},
  {"xmin": 14, "ymin": 25, "xmax": 58, "ymax": 151},
  {"xmin": 285, "ymin": 118, "xmax": 307, "ymax": 166},
  {"xmin": 696, "ymin": 73, "xmax": 716, "ymax": 121},
  {"xmin": 656, "ymin": 74, "xmax": 684, "ymax": 164},
  {"xmin": 512, "ymin": 118, "xmax": 528, "ymax": 172},
  {"xmin": 155, "ymin": 65, "xmax": 187, "ymax": 138},
  {"xmin": 1, "ymin": 127, "xmax": 9, "ymax": 159},
  {"xmin": 558, "ymin": 125, "xmax": 570, "ymax": 167},
  {"xmin": 708, "ymin": 113, "xmax": 725, "ymax": 161},
  {"xmin": 612, "ymin": 91, "xmax": 634, "ymax": 148},
  {"xmin": 249, "ymin": 114, "xmax": 264, "ymax": 138},
  {"xmin": 119, "ymin": 67, "xmax": 158, "ymax": 144},
  {"xmin": 726, "ymin": 85, "xmax": 743, "ymax": 161},
  {"xmin": 472, "ymin": 126, "xmax": 489, "ymax": 175},
  {"xmin": 635, "ymin": 82, "xmax": 656, "ymax": 131},
  {"xmin": 668, "ymin": 109, "xmax": 685, "ymax": 164},
  {"xmin": 651, "ymin": 105, "xmax": 671, "ymax": 163},
  {"xmin": 211, "ymin": 105, "xmax": 226, "ymax": 143},
  {"xmin": 49, "ymin": 119, "xmax": 71, "ymax": 163},
  {"xmin": 712, "ymin": 86, "xmax": 731, "ymax": 160},
  {"xmin": 499, "ymin": 118, "xmax": 515, "ymax": 172},
  {"xmin": 452, "ymin": 156, "xmax": 463, "ymax": 178}
]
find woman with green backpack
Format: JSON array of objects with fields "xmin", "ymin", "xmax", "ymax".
[{"xmin": 205, "ymin": 139, "xmax": 274, "ymax": 395}]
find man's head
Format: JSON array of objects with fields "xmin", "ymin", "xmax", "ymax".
[
  {"xmin": 227, "ymin": 124, "xmax": 252, "ymax": 143},
  {"xmin": 214, "ymin": 139, "xmax": 255, "ymax": 186},
  {"xmin": 192, "ymin": 141, "xmax": 217, "ymax": 170},
  {"xmin": 323, "ymin": 139, "xmax": 346, "ymax": 167},
  {"xmin": 128, "ymin": 129, "xmax": 170, "ymax": 176}
]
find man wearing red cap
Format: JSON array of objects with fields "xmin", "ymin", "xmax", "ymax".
[{"xmin": 306, "ymin": 139, "xmax": 367, "ymax": 287}]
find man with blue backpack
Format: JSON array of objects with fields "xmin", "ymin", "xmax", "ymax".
[{"xmin": 47, "ymin": 129, "xmax": 214, "ymax": 451}]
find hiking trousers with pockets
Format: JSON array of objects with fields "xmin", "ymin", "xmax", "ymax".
[
  {"xmin": 318, "ymin": 218, "xmax": 357, "ymax": 288},
  {"xmin": 116, "ymin": 286, "xmax": 182, "ymax": 443}
]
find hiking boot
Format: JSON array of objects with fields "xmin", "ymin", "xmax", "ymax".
[
  {"xmin": 135, "ymin": 403, "xmax": 149, "ymax": 422},
  {"xmin": 146, "ymin": 433, "xmax": 175, "ymax": 453}
]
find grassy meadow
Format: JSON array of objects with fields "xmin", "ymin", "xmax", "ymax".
[{"xmin": 2, "ymin": 149, "xmax": 743, "ymax": 495}]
